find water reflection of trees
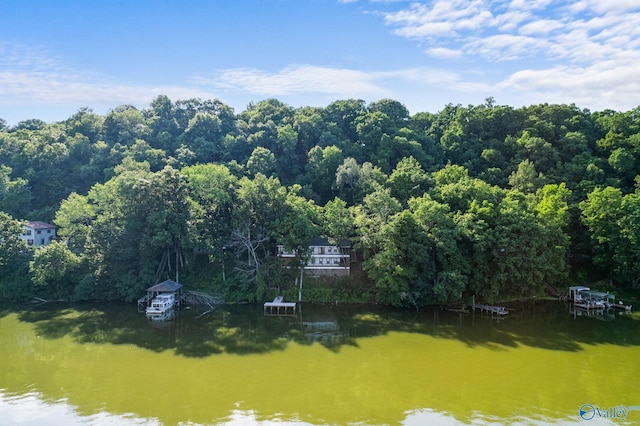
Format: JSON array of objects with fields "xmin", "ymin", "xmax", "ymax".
[{"xmin": 3, "ymin": 300, "xmax": 640, "ymax": 357}]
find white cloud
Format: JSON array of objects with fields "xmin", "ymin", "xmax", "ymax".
[
  {"xmin": 500, "ymin": 61, "xmax": 640, "ymax": 111},
  {"xmin": 425, "ymin": 47, "xmax": 464, "ymax": 58},
  {"xmin": 381, "ymin": 67, "xmax": 461, "ymax": 85},
  {"xmin": 508, "ymin": 0, "xmax": 553, "ymax": 12},
  {"xmin": 465, "ymin": 34, "xmax": 551, "ymax": 60},
  {"xmin": 196, "ymin": 65, "xmax": 386, "ymax": 97},
  {"xmin": 569, "ymin": 0, "xmax": 640, "ymax": 14},
  {"xmin": 0, "ymin": 41, "xmax": 467, "ymax": 120},
  {"xmin": 375, "ymin": 0, "xmax": 640, "ymax": 110},
  {"xmin": 384, "ymin": 0, "xmax": 494, "ymax": 39},
  {"xmin": 494, "ymin": 10, "xmax": 532, "ymax": 32},
  {"xmin": 0, "ymin": 43, "xmax": 212, "ymax": 110},
  {"xmin": 380, "ymin": 0, "xmax": 640, "ymax": 63},
  {"xmin": 3, "ymin": 0, "xmax": 640, "ymax": 124},
  {"xmin": 518, "ymin": 19, "xmax": 564, "ymax": 35},
  {"xmin": 194, "ymin": 65, "xmax": 463, "ymax": 98},
  {"xmin": 0, "ymin": 70, "xmax": 209, "ymax": 107}
]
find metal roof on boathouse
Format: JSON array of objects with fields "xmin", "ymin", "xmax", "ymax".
[{"xmin": 147, "ymin": 279, "xmax": 182, "ymax": 293}]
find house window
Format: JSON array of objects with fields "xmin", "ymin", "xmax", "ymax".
[
  {"xmin": 37, "ymin": 230, "xmax": 41, "ymax": 235},
  {"xmin": 27, "ymin": 239, "xmax": 33, "ymax": 245},
  {"xmin": 40, "ymin": 239, "xmax": 45, "ymax": 245},
  {"xmin": 47, "ymin": 230, "xmax": 51, "ymax": 234},
  {"xmin": 25, "ymin": 230, "xmax": 32, "ymax": 236}
]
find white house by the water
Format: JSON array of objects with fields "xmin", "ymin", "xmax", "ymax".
[
  {"xmin": 277, "ymin": 237, "xmax": 351, "ymax": 276},
  {"xmin": 21, "ymin": 221, "xmax": 57, "ymax": 248}
]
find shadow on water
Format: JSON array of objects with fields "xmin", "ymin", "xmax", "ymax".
[{"xmin": 1, "ymin": 298, "xmax": 639, "ymax": 357}]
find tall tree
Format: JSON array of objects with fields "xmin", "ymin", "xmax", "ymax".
[
  {"xmin": 55, "ymin": 161, "xmax": 192, "ymax": 300},
  {"xmin": 227, "ymin": 174, "xmax": 287, "ymax": 298},
  {"xmin": 0, "ymin": 165, "xmax": 30, "ymax": 218},
  {"xmin": 178, "ymin": 112, "xmax": 224, "ymax": 163},
  {"xmin": 182, "ymin": 163, "xmax": 237, "ymax": 258},
  {"xmin": 508, "ymin": 159, "xmax": 544, "ymax": 193},
  {"xmin": 274, "ymin": 185, "xmax": 321, "ymax": 301},
  {"xmin": 30, "ymin": 241, "xmax": 81, "ymax": 300},
  {"xmin": 581, "ymin": 187, "xmax": 640, "ymax": 287},
  {"xmin": 463, "ymin": 190, "xmax": 569, "ymax": 302},
  {"xmin": 323, "ymin": 197, "xmax": 354, "ymax": 248},
  {"xmin": 0, "ymin": 212, "xmax": 24, "ymax": 267},
  {"xmin": 386, "ymin": 156, "xmax": 431, "ymax": 206},
  {"xmin": 103, "ymin": 105, "xmax": 150, "ymax": 146},
  {"xmin": 305, "ymin": 145, "xmax": 344, "ymax": 203},
  {"xmin": 246, "ymin": 147, "xmax": 277, "ymax": 177}
]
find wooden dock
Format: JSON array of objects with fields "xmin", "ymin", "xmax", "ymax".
[
  {"xmin": 264, "ymin": 296, "xmax": 297, "ymax": 316},
  {"xmin": 472, "ymin": 303, "xmax": 509, "ymax": 316}
]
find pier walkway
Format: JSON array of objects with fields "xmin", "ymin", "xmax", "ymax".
[{"xmin": 472, "ymin": 303, "xmax": 509, "ymax": 316}]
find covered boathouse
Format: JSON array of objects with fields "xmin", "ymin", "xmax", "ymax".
[{"xmin": 138, "ymin": 279, "xmax": 183, "ymax": 311}]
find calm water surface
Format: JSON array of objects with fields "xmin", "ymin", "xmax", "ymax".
[{"xmin": 0, "ymin": 300, "xmax": 639, "ymax": 425}]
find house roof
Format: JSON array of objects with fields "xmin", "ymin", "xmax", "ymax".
[
  {"xmin": 147, "ymin": 279, "xmax": 182, "ymax": 292},
  {"xmin": 309, "ymin": 237, "xmax": 351, "ymax": 247},
  {"xmin": 277, "ymin": 237, "xmax": 352, "ymax": 249},
  {"xmin": 27, "ymin": 221, "xmax": 56, "ymax": 230}
]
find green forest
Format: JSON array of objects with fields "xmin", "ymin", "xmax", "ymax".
[{"xmin": 1, "ymin": 96, "xmax": 640, "ymax": 307}]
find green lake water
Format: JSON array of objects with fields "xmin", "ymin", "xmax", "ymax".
[{"xmin": 0, "ymin": 300, "xmax": 639, "ymax": 425}]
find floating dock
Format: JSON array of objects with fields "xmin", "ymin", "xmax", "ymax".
[{"xmin": 264, "ymin": 296, "xmax": 297, "ymax": 316}]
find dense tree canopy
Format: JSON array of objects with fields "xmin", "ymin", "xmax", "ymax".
[{"xmin": 2, "ymin": 96, "xmax": 640, "ymax": 305}]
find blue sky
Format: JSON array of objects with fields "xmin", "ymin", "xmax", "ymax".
[{"xmin": 1, "ymin": 0, "xmax": 639, "ymax": 125}]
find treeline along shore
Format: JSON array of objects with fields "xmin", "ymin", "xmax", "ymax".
[{"xmin": 1, "ymin": 96, "xmax": 639, "ymax": 307}]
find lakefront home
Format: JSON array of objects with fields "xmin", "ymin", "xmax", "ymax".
[
  {"xmin": 277, "ymin": 237, "xmax": 351, "ymax": 277},
  {"xmin": 21, "ymin": 221, "xmax": 57, "ymax": 248}
]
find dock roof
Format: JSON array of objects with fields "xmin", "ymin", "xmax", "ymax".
[{"xmin": 147, "ymin": 279, "xmax": 182, "ymax": 292}]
